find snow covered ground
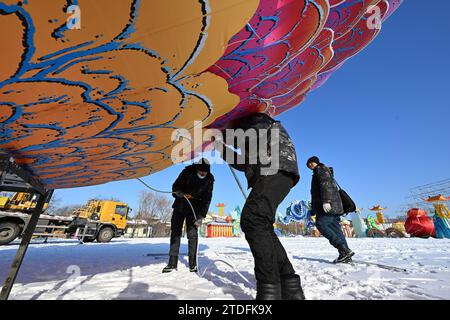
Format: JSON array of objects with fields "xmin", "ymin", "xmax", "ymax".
[{"xmin": 1, "ymin": 237, "xmax": 449, "ymax": 300}]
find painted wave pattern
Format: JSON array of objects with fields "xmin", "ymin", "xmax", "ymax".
[
  {"xmin": 0, "ymin": 0, "xmax": 257, "ymax": 188},
  {"xmin": 209, "ymin": 0, "xmax": 402, "ymax": 127},
  {"xmin": 0, "ymin": 0, "xmax": 402, "ymax": 189}
]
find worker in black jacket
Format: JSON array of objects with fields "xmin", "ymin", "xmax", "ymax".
[
  {"xmin": 307, "ymin": 156, "xmax": 354, "ymax": 263},
  {"xmin": 214, "ymin": 113, "xmax": 305, "ymax": 300},
  {"xmin": 162, "ymin": 158, "xmax": 214, "ymax": 273}
]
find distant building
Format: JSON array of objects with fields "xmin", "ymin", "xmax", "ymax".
[
  {"xmin": 125, "ymin": 219, "xmax": 151, "ymax": 238},
  {"xmin": 125, "ymin": 218, "xmax": 171, "ymax": 238}
]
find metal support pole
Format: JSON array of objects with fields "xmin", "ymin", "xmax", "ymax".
[
  {"xmin": 227, "ymin": 165, "xmax": 248, "ymax": 200},
  {"xmin": 0, "ymin": 190, "xmax": 53, "ymax": 300}
]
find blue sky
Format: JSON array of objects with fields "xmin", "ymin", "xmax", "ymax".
[{"xmin": 55, "ymin": 1, "xmax": 450, "ymax": 218}]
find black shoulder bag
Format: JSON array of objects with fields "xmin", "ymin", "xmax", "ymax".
[{"xmin": 334, "ymin": 179, "xmax": 356, "ymax": 214}]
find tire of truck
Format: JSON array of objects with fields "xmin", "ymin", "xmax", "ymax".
[
  {"xmin": 0, "ymin": 221, "xmax": 21, "ymax": 245},
  {"xmin": 97, "ymin": 227, "xmax": 114, "ymax": 243}
]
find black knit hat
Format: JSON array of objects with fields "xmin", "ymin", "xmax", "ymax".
[
  {"xmin": 306, "ymin": 156, "xmax": 320, "ymax": 167},
  {"xmin": 195, "ymin": 158, "xmax": 210, "ymax": 173}
]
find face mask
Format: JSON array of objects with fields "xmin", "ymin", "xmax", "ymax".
[{"xmin": 197, "ymin": 173, "xmax": 207, "ymax": 179}]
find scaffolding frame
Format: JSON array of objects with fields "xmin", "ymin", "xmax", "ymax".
[{"xmin": 403, "ymin": 179, "xmax": 450, "ymax": 213}]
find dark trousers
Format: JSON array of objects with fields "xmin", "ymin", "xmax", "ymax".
[
  {"xmin": 169, "ymin": 210, "xmax": 198, "ymax": 258},
  {"xmin": 241, "ymin": 172, "xmax": 296, "ymax": 284},
  {"xmin": 315, "ymin": 214, "xmax": 347, "ymax": 249}
]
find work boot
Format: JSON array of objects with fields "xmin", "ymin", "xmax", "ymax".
[
  {"xmin": 281, "ymin": 275, "xmax": 306, "ymax": 300},
  {"xmin": 189, "ymin": 255, "xmax": 198, "ymax": 273},
  {"xmin": 162, "ymin": 256, "xmax": 178, "ymax": 273},
  {"xmin": 255, "ymin": 282, "xmax": 282, "ymax": 300},
  {"xmin": 334, "ymin": 244, "xmax": 355, "ymax": 264}
]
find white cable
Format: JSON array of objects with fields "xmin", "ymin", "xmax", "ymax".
[
  {"xmin": 200, "ymin": 258, "xmax": 254, "ymax": 287},
  {"xmin": 136, "ymin": 178, "xmax": 174, "ymax": 195},
  {"xmin": 181, "ymin": 192, "xmax": 201, "ymax": 275}
]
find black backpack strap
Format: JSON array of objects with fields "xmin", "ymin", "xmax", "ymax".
[
  {"xmin": 326, "ymin": 166, "xmax": 341, "ymax": 190},
  {"xmin": 334, "ymin": 179, "xmax": 342, "ymax": 190}
]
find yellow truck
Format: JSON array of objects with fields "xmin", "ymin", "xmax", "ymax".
[
  {"xmin": 0, "ymin": 194, "xmax": 131, "ymax": 245},
  {"xmin": 0, "ymin": 192, "xmax": 49, "ymax": 212}
]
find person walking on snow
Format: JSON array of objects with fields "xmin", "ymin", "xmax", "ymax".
[
  {"xmin": 162, "ymin": 158, "xmax": 214, "ymax": 273},
  {"xmin": 307, "ymin": 156, "xmax": 354, "ymax": 263},
  {"xmin": 214, "ymin": 113, "xmax": 305, "ymax": 300}
]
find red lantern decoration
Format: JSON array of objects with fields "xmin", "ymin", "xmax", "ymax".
[{"xmin": 405, "ymin": 208, "xmax": 436, "ymax": 238}]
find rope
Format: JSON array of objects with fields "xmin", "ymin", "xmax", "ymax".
[
  {"xmin": 227, "ymin": 165, "xmax": 248, "ymax": 200},
  {"xmin": 136, "ymin": 178, "xmax": 174, "ymax": 195},
  {"xmin": 200, "ymin": 257, "xmax": 253, "ymax": 287}
]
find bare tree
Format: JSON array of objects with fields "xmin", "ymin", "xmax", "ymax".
[
  {"xmin": 136, "ymin": 191, "xmax": 158, "ymax": 220},
  {"xmin": 52, "ymin": 204, "xmax": 83, "ymax": 217},
  {"xmin": 157, "ymin": 196, "xmax": 173, "ymax": 223},
  {"xmin": 91, "ymin": 195, "xmax": 122, "ymax": 202},
  {"xmin": 45, "ymin": 194, "xmax": 62, "ymax": 215},
  {"xmin": 136, "ymin": 191, "xmax": 173, "ymax": 223}
]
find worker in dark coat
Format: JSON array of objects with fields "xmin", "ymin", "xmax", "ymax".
[
  {"xmin": 162, "ymin": 158, "xmax": 214, "ymax": 273},
  {"xmin": 307, "ymin": 156, "xmax": 354, "ymax": 263},
  {"xmin": 214, "ymin": 112, "xmax": 305, "ymax": 300}
]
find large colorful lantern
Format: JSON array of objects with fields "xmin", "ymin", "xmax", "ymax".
[
  {"xmin": 0, "ymin": 1, "xmax": 404, "ymax": 189},
  {"xmin": 426, "ymin": 195, "xmax": 450, "ymax": 239},
  {"xmin": 404, "ymin": 208, "xmax": 436, "ymax": 238}
]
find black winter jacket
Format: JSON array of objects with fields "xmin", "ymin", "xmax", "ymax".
[
  {"xmin": 222, "ymin": 113, "xmax": 300, "ymax": 188},
  {"xmin": 172, "ymin": 164, "xmax": 214, "ymax": 218},
  {"xmin": 310, "ymin": 164, "xmax": 343, "ymax": 215}
]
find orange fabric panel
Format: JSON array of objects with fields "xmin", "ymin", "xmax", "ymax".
[{"xmin": 0, "ymin": 0, "xmax": 258, "ymax": 189}]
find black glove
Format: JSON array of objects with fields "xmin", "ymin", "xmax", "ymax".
[
  {"xmin": 194, "ymin": 218, "xmax": 203, "ymax": 228},
  {"xmin": 173, "ymin": 191, "xmax": 185, "ymax": 198}
]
